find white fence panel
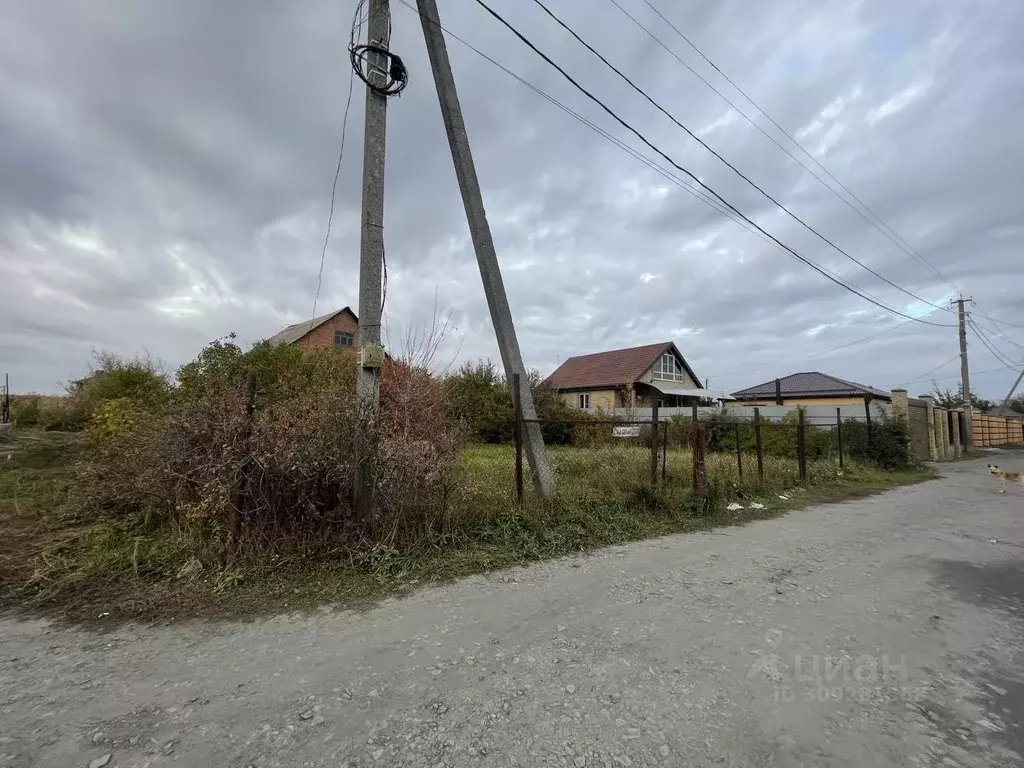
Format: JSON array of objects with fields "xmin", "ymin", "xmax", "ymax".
[{"xmin": 584, "ymin": 402, "xmax": 891, "ymax": 425}]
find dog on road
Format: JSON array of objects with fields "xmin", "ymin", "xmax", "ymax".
[{"xmin": 988, "ymin": 464, "xmax": 1024, "ymax": 493}]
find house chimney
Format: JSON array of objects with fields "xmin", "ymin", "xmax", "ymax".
[{"xmin": 775, "ymin": 378, "xmax": 783, "ymax": 405}]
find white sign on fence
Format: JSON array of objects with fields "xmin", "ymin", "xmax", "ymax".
[{"xmin": 612, "ymin": 425, "xmax": 642, "ymax": 438}]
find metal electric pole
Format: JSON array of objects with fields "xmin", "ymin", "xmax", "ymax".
[
  {"xmin": 416, "ymin": 0, "xmax": 555, "ymax": 498},
  {"xmin": 354, "ymin": 0, "xmax": 391, "ymax": 519},
  {"xmin": 954, "ymin": 295, "xmax": 974, "ymax": 451}
]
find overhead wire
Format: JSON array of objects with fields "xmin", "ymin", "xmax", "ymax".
[
  {"xmin": 305, "ymin": 0, "xmax": 362, "ymax": 346},
  {"xmin": 391, "ymin": 0, "xmax": 896, "ymax": 307},
  {"xmin": 634, "ymin": 0, "xmax": 962, "ymax": 296},
  {"xmin": 969, "ymin": 319, "xmax": 1020, "ymax": 368},
  {"xmin": 971, "ymin": 318, "xmax": 1024, "ymax": 353},
  {"xmin": 527, "ymin": 0, "xmax": 952, "ymax": 315},
  {"xmin": 706, "ymin": 309, "xmax": 948, "ymax": 381},
  {"xmin": 902, "ymin": 363, "xmax": 1015, "ymax": 388},
  {"xmin": 972, "ymin": 310, "xmax": 1024, "ymax": 331},
  {"xmin": 468, "ymin": 0, "xmax": 954, "ymax": 327},
  {"xmin": 891, "ymin": 355, "xmax": 961, "ymax": 389}
]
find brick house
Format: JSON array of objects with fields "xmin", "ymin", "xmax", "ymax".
[
  {"xmin": 546, "ymin": 341, "xmax": 710, "ymax": 410},
  {"xmin": 267, "ymin": 307, "xmax": 359, "ymax": 351}
]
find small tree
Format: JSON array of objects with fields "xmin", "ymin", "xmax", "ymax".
[{"xmin": 931, "ymin": 381, "xmax": 994, "ymax": 411}]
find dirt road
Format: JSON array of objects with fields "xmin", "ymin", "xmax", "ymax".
[{"xmin": 2, "ymin": 455, "xmax": 1023, "ymax": 767}]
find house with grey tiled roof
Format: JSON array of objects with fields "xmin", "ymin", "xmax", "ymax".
[{"xmin": 729, "ymin": 372, "xmax": 892, "ymax": 407}]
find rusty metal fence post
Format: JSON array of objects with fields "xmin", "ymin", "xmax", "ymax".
[
  {"xmin": 734, "ymin": 422, "xmax": 743, "ymax": 478},
  {"xmin": 512, "ymin": 372, "xmax": 524, "ymax": 504},
  {"xmin": 797, "ymin": 407, "xmax": 808, "ymax": 482},
  {"xmin": 661, "ymin": 422, "xmax": 667, "ymax": 481},
  {"xmin": 754, "ymin": 407, "xmax": 764, "ymax": 480},
  {"xmin": 650, "ymin": 401, "xmax": 660, "ymax": 487},
  {"xmin": 864, "ymin": 395, "xmax": 874, "ymax": 453},
  {"xmin": 693, "ymin": 423, "xmax": 707, "ymax": 512},
  {"xmin": 836, "ymin": 406, "xmax": 844, "ymax": 468},
  {"xmin": 690, "ymin": 403, "xmax": 699, "ymax": 491}
]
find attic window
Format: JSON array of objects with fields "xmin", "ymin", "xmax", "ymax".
[
  {"xmin": 653, "ymin": 352, "xmax": 684, "ymax": 382},
  {"xmin": 334, "ymin": 331, "xmax": 355, "ymax": 348}
]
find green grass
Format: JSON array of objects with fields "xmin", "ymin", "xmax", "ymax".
[{"xmin": 0, "ymin": 431, "xmax": 934, "ymax": 625}]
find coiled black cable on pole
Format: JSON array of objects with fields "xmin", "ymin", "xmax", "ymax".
[{"xmin": 350, "ymin": 42, "xmax": 408, "ymax": 96}]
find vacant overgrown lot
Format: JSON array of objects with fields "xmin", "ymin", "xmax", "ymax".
[{"xmin": 0, "ymin": 428, "xmax": 931, "ymax": 624}]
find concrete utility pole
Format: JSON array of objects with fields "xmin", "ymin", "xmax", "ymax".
[
  {"xmin": 416, "ymin": 0, "xmax": 555, "ymax": 498},
  {"xmin": 354, "ymin": 0, "xmax": 391, "ymax": 519},
  {"xmin": 953, "ymin": 295, "xmax": 974, "ymax": 451},
  {"xmin": 998, "ymin": 367, "xmax": 1024, "ymax": 415}
]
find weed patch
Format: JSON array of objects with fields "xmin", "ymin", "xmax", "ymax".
[{"xmin": 1, "ymin": 431, "xmax": 933, "ymax": 625}]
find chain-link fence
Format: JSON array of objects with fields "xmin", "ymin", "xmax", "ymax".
[
  {"xmin": 514, "ymin": 416, "xmax": 661, "ymax": 504},
  {"xmin": 510, "ymin": 403, "xmax": 906, "ymax": 506}
]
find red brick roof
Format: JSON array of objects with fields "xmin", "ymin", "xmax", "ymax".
[{"xmin": 546, "ymin": 342, "xmax": 677, "ymax": 390}]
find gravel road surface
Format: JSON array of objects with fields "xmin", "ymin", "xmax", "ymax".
[{"xmin": 3, "ymin": 455, "xmax": 1023, "ymax": 767}]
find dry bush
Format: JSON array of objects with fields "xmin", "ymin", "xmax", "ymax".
[{"xmin": 71, "ymin": 336, "xmax": 464, "ymax": 562}]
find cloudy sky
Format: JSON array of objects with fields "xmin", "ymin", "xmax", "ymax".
[{"xmin": 2, "ymin": 0, "xmax": 1023, "ymax": 399}]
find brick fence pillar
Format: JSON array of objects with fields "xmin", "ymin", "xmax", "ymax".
[
  {"xmin": 951, "ymin": 408, "xmax": 963, "ymax": 457},
  {"xmin": 937, "ymin": 409, "xmax": 950, "ymax": 456},
  {"xmin": 891, "ymin": 388, "xmax": 912, "ymax": 455},
  {"xmin": 939, "ymin": 408, "xmax": 950, "ymax": 458},
  {"xmin": 920, "ymin": 395, "xmax": 938, "ymax": 460}
]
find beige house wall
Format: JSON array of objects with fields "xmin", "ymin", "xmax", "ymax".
[
  {"xmin": 561, "ymin": 389, "xmax": 619, "ymax": 410},
  {"xmin": 637, "ymin": 368, "xmax": 698, "ymax": 389}
]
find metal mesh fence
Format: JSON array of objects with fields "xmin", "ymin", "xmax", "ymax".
[
  {"xmin": 511, "ymin": 405, "xmax": 882, "ymax": 504},
  {"xmin": 516, "ymin": 419, "xmax": 659, "ymax": 503}
]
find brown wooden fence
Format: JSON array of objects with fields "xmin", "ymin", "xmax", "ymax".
[{"xmin": 971, "ymin": 414, "xmax": 1024, "ymax": 447}]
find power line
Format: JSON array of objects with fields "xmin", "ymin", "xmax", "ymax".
[
  {"xmin": 892, "ymin": 355, "xmax": 960, "ymax": 389},
  {"xmin": 392, "ymin": 0, "xmax": 897, "ymax": 311},
  {"xmin": 971, "ymin": 318, "xmax": 1024, "ymax": 352},
  {"xmin": 389, "ymin": 0, "xmax": 741, "ymax": 227},
  {"xmin": 973, "ymin": 310, "xmax": 1024, "ymax": 335},
  {"xmin": 969, "ymin": 319, "xmax": 1020, "ymax": 368},
  {"xmin": 469, "ymin": 0, "xmax": 953, "ymax": 327},
  {"xmin": 635, "ymin": 0, "xmax": 962, "ymax": 296},
  {"xmin": 527, "ymin": 0, "xmax": 952, "ymax": 315},
  {"xmin": 306, "ymin": 4, "xmax": 361, "ymax": 345},
  {"xmin": 708, "ymin": 310, "xmax": 947, "ymax": 381},
  {"xmin": 905, "ymin": 363, "xmax": 1016, "ymax": 388}
]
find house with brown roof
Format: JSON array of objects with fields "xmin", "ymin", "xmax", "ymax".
[
  {"xmin": 545, "ymin": 341, "xmax": 710, "ymax": 410},
  {"xmin": 267, "ymin": 307, "xmax": 359, "ymax": 351},
  {"xmin": 729, "ymin": 372, "xmax": 892, "ymax": 407}
]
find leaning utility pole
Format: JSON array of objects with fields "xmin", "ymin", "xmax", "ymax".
[
  {"xmin": 953, "ymin": 295, "xmax": 974, "ymax": 451},
  {"xmin": 354, "ymin": 0, "xmax": 391, "ymax": 519},
  {"xmin": 998, "ymin": 367, "xmax": 1024, "ymax": 415},
  {"xmin": 416, "ymin": 0, "xmax": 555, "ymax": 498}
]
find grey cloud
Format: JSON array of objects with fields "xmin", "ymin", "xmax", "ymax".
[{"xmin": 2, "ymin": 0, "xmax": 1023, "ymax": 403}]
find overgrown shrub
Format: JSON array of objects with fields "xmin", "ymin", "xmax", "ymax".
[
  {"xmin": 10, "ymin": 395, "xmax": 83, "ymax": 431},
  {"xmin": 840, "ymin": 412, "xmax": 912, "ymax": 469},
  {"xmin": 10, "ymin": 397, "xmax": 42, "ymax": 427},
  {"xmin": 74, "ymin": 351, "xmax": 169, "ymax": 410},
  {"xmin": 443, "ymin": 359, "xmax": 581, "ymax": 445},
  {"xmin": 72, "ymin": 339, "xmax": 464, "ymax": 561}
]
